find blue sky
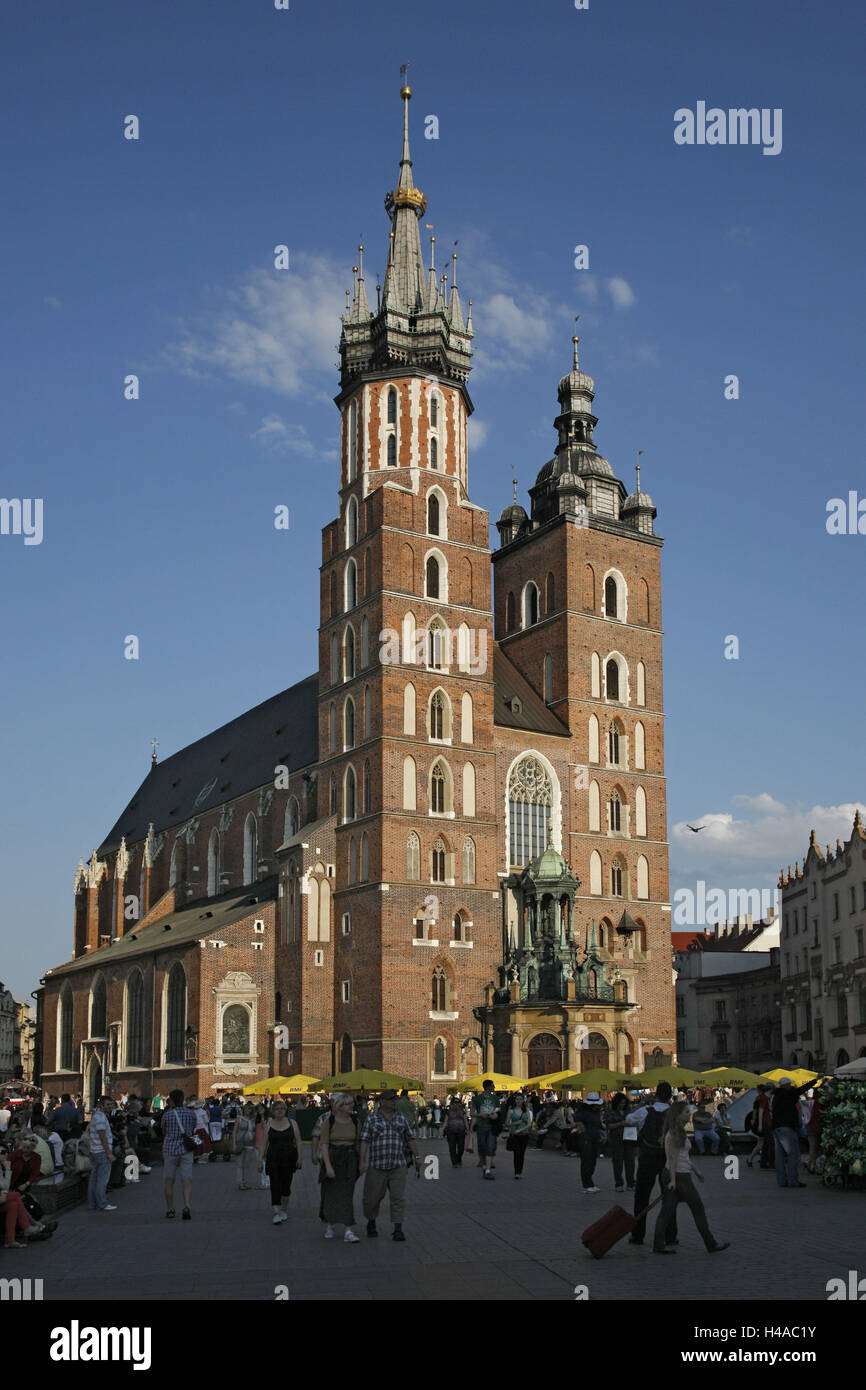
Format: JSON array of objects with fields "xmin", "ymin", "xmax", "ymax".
[{"xmin": 2, "ymin": 0, "xmax": 864, "ymax": 1002}]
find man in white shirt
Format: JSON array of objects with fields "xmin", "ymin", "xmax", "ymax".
[
  {"xmin": 86, "ymin": 1097, "xmax": 117, "ymax": 1212},
  {"xmin": 0, "ymin": 1105, "xmax": 11, "ymax": 1134},
  {"xmin": 626, "ymin": 1081, "xmax": 677, "ymax": 1246}
]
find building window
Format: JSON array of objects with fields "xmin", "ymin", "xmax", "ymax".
[
  {"xmin": 344, "ymin": 626, "xmax": 356, "ymax": 680},
  {"xmin": 609, "ymin": 792, "xmax": 622, "ymax": 833},
  {"xmin": 452, "ymin": 913, "xmax": 463, "ymax": 942},
  {"xmin": 546, "ymin": 572, "xmax": 555, "ymax": 614},
  {"xmin": 347, "ymin": 495, "xmax": 358, "ymax": 548},
  {"xmin": 329, "ymin": 774, "xmax": 337, "ymax": 816},
  {"xmin": 243, "ymin": 815, "xmax": 258, "ymax": 885},
  {"xmin": 432, "ymin": 966, "xmax": 448, "ymax": 1012},
  {"xmin": 426, "ymin": 555, "xmax": 440, "ymax": 600},
  {"xmin": 165, "ymin": 964, "xmax": 186, "ymax": 1064},
  {"xmin": 508, "ymin": 755, "xmax": 554, "ymax": 869},
  {"xmin": 715, "ymin": 1000, "xmax": 727, "ymax": 1021},
  {"xmin": 676, "ymin": 994, "xmax": 685, "ymax": 1018},
  {"xmin": 431, "ymin": 760, "xmax": 448, "ymax": 814},
  {"xmin": 834, "ymin": 935, "xmax": 841, "ymax": 964},
  {"xmin": 125, "ymin": 972, "xmax": 144, "ymax": 1067},
  {"xmin": 432, "ymin": 838, "xmax": 447, "ymax": 883},
  {"xmin": 387, "ymin": 434, "xmax": 397, "ymax": 467},
  {"xmin": 342, "ymin": 980, "xmax": 351, "ymax": 1003},
  {"xmin": 345, "ymin": 559, "xmax": 357, "ymax": 611},
  {"xmin": 605, "ymin": 658, "xmax": 620, "ymax": 701},
  {"xmin": 348, "ymin": 399, "xmax": 357, "ymax": 481},
  {"xmin": 430, "ymin": 393, "xmax": 439, "ymax": 427},
  {"xmin": 90, "ymin": 975, "xmax": 107, "ymax": 1038},
  {"xmin": 207, "ymin": 830, "xmax": 221, "ymax": 897},
  {"xmin": 285, "ymin": 797, "xmax": 300, "ymax": 841},
  {"xmin": 851, "ymin": 885, "xmax": 857, "ymax": 914},
  {"xmin": 427, "ymin": 619, "xmax": 448, "ymax": 669},
  {"xmin": 430, "ymin": 436, "xmax": 438, "ymax": 469},
  {"xmin": 387, "ymin": 387, "xmax": 397, "ymax": 424},
  {"xmin": 427, "ymin": 493, "xmax": 440, "ymax": 535},
  {"xmin": 344, "ymin": 698, "xmax": 355, "ymax": 750},
  {"xmin": 611, "ymin": 860, "xmax": 624, "ymax": 897},
  {"xmin": 523, "ymin": 582, "xmax": 539, "ymax": 628},
  {"xmin": 605, "ymin": 575, "xmax": 619, "ymax": 619},
  {"xmin": 430, "ymin": 690, "xmax": 447, "ymax": 741},
  {"xmin": 407, "ymin": 832, "xmax": 420, "ymax": 880},
  {"xmin": 434, "ymin": 1037, "xmax": 446, "ymax": 1073},
  {"xmin": 462, "ymin": 836, "xmax": 475, "ymax": 884},
  {"xmin": 344, "ymin": 767, "xmax": 356, "ymax": 822},
  {"xmin": 608, "ymin": 722, "xmax": 621, "ymax": 765},
  {"xmin": 342, "ymin": 913, "xmax": 351, "ymax": 935}
]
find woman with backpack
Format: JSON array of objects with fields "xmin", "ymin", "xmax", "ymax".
[
  {"xmin": 259, "ymin": 1101, "xmax": 302, "ymax": 1225},
  {"xmin": 319, "ymin": 1093, "xmax": 361, "ymax": 1243},
  {"xmin": 443, "ymin": 1097, "xmax": 469, "ymax": 1167},
  {"xmin": 652, "ymin": 1101, "xmax": 729, "ymax": 1255}
]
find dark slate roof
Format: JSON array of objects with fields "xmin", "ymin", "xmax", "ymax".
[
  {"xmin": 99, "ymin": 675, "xmax": 319, "ymax": 854},
  {"xmin": 493, "ymin": 643, "xmax": 569, "ymax": 737},
  {"xmin": 46, "ymin": 879, "xmax": 278, "ymax": 979}
]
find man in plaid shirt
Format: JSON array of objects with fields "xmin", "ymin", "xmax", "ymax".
[
  {"xmin": 360, "ymin": 1089, "xmax": 420, "ymax": 1242},
  {"xmin": 161, "ymin": 1089, "xmax": 197, "ymax": 1220}
]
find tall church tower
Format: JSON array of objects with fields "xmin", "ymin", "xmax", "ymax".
[
  {"xmin": 318, "ymin": 80, "xmax": 499, "ymax": 1081},
  {"xmin": 492, "ymin": 335, "xmax": 673, "ymax": 1065}
]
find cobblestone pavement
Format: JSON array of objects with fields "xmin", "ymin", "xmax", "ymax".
[{"xmin": 16, "ymin": 1142, "xmax": 864, "ymax": 1301}]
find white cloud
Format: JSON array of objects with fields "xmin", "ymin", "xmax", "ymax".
[
  {"xmin": 44, "ymin": 295, "xmax": 63, "ymax": 310},
  {"xmin": 671, "ymin": 797, "xmax": 866, "ymax": 891},
  {"xmin": 575, "ymin": 275, "xmax": 599, "ymax": 303},
  {"xmin": 249, "ymin": 415, "xmax": 335, "ymax": 460},
  {"xmin": 164, "ymin": 254, "xmax": 345, "ymax": 398},
  {"xmin": 606, "ymin": 276, "xmax": 636, "ymax": 310},
  {"xmin": 468, "ymin": 418, "xmax": 488, "ymax": 450}
]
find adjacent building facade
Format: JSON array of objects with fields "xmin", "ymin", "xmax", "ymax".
[
  {"xmin": 778, "ymin": 813, "xmax": 866, "ymax": 1073},
  {"xmin": 38, "ymin": 82, "xmax": 675, "ymax": 1103},
  {"xmin": 674, "ymin": 919, "xmax": 781, "ymax": 1073}
]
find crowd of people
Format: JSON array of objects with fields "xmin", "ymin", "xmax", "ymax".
[{"xmin": 0, "ymin": 1073, "xmax": 826, "ymax": 1255}]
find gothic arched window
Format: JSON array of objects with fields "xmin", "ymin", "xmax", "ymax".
[
  {"xmin": 344, "ymin": 626, "xmax": 356, "ymax": 680},
  {"xmin": 605, "ymin": 658, "xmax": 620, "ymax": 701},
  {"xmin": 508, "ymin": 756, "xmax": 554, "ymax": 869},
  {"xmin": 426, "ymin": 554, "xmax": 440, "ymax": 600},
  {"xmin": 345, "ymin": 558, "xmax": 357, "ymax": 611},
  {"xmin": 430, "ymin": 760, "xmax": 450, "ymax": 814},
  {"xmin": 165, "ymin": 963, "xmax": 186, "ymax": 1064},
  {"xmin": 432, "ymin": 837, "xmax": 447, "ymax": 883},
  {"xmin": 605, "ymin": 575, "xmax": 618, "ymax": 619},
  {"xmin": 344, "ymin": 697, "xmax": 355, "ymax": 750},
  {"xmin": 387, "ymin": 387, "xmax": 398, "ymax": 424},
  {"xmin": 608, "ymin": 720, "xmax": 622, "ymax": 765},
  {"xmin": 344, "ymin": 766, "xmax": 356, "ymax": 822},
  {"xmin": 243, "ymin": 814, "xmax": 257, "ymax": 885},
  {"xmin": 523, "ymin": 581, "xmax": 539, "ymax": 628},
  {"xmin": 434, "ymin": 1037, "xmax": 446, "ymax": 1073},
  {"xmin": 427, "ymin": 618, "xmax": 448, "ymax": 669},
  {"xmin": 346, "ymin": 495, "xmax": 358, "ymax": 548},
  {"xmin": 285, "ymin": 796, "xmax": 300, "ymax": 841},
  {"xmin": 432, "ymin": 966, "xmax": 448, "ymax": 1012},
  {"xmin": 462, "ymin": 836, "xmax": 476, "ymax": 884},
  {"xmin": 430, "ymin": 690, "xmax": 449, "ymax": 741},
  {"xmin": 348, "ymin": 399, "xmax": 357, "ymax": 481},
  {"xmin": 125, "ymin": 971, "xmax": 144, "ymax": 1067},
  {"xmin": 387, "ymin": 435, "xmax": 397, "ymax": 467},
  {"xmin": 407, "ymin": 832, "xmax": 420, "ymax": 880},
  {"xmin": 430, "ymin": 436, "xmax": 438, "ymax": 469},
  {"xmin": 609, "ymin": 790, "xmax": 622, "ymax": 833},
  {"xmin": 90, "ymin": 975, "xmax": 107, "ymax": 1038},
  {"xmin": 430, "ymin": 393, "xmax": 439, "ymax": 427},
  {"xmin": 427, "ymin": 493, "xmax": 440, "ymax": 536},
  {"xmin": 207, "ymin": 829, "xmax": 220, "ymax": 896}
]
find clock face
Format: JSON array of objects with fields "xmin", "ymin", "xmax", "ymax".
[{"xmin": 194, "ymin": 778, "xmax": 218, "ymax": 808}]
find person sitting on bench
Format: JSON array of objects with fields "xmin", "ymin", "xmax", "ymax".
[{"xmin": 692, "ymin": 1103, "xmax": 721, "ymax": 1154}]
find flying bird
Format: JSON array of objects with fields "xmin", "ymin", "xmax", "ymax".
[{"xmin": 687, "ymin": 824, "xmax": 705, "ymax": 833}]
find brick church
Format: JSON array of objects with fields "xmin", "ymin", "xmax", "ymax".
[{"xmin": 39, "ymin": 82, "xmax": 675, "ymax": 1106}]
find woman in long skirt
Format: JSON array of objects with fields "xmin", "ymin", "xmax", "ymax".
[{"xmin": 319, "ymin": 1094, "xmax": 360, "ymax": 1243}]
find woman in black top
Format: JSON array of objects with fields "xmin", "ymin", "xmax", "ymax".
[{"xmin": 259, "ymin": 1102, "xmax": 302, "ymax": 1225}]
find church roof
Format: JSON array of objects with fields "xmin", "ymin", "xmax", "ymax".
[
  {"xmin": 46, "ymin": 878, "xmax": 279, "ymax": 979},
  {"xmin": 99, "ymin": 675, "xmax": 319, "ymax": 854},
  {"xmin": 493, "ymin": 644, "xmax": 569, "ymax": 737}
]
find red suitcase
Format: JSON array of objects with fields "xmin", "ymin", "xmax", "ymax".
[{"xmin": 581, "ymin": 1196, "xmax": 661, "ymax": 1258}]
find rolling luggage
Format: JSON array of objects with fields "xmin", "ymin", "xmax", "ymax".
[{"xmin": 581, "ymin": 1196, "xmax": 661, "ymax": 1259}]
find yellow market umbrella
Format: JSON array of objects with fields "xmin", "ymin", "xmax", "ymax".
[
  {"xmin": 761, "ymin": 1068, "xmax": 819, "ymax": 1086},
  {"xmin": 701, "ymin": 1066, "xmax": 768, "ymax": 1087},
  {"xmin": 630, "ymin": 1066, "xmax": 715, "ymax": 1087},
  {"xmin": 526, "ymin": 1070, "xmax": 581, "ymax": 1089},
  {"xmin": 308, "ymin": 1068, "xmax": 422, "ymax": 1093},
  {"xmin": 543, "ymin": 1069, "xmax": 632, "ymax": 1091},
  {"xmin": 242, "ymin": 1076, "xmax": 293, "ymax": 1095},
  {"xmin": 276, "ymin": 1074, "xmax": 323, "ymax": 1095},
  {"xmin": 452, "ymin": 1072, "xmax": 525, "ymax": 1092}
]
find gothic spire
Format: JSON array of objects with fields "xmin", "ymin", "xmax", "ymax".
[{"xmin": 382, "ymin": 73, "xmax": 426, "ymax": 313}]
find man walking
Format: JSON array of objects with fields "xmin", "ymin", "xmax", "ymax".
[
  {"xmin": 161, "ymin": 1089, "xmax": 197, "ymax": 1219},
  {"xmin": 627, "ymin": 1081, "xmax": 676, "ymax": 1246},
  {"xmin": 471, "ymin": 1078, "xmax": 500, "ymax": 1179},
  {"xmin": 86, "ymin": 1096, "xmax": 117, "ymax": 1212},
  {"xmin": 771, "ymin": 1076, "xmax": 811, "ymax": 1188},
  {"xmin": 360, "ymin": 1089, "xmax": 420, "ymax": 1241}
]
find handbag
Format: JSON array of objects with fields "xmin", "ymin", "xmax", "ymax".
[
  {"xmin": 74, "ymin": 1143, "xmax": 92, "ymax": 1174},
  {"xmin": 22, "ymin": 1191, "xmax": 44, "ymax": 1222},
  {"xmin": 505, "ymin": 1135, "xmax": 515, "ymax": 1152}
]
